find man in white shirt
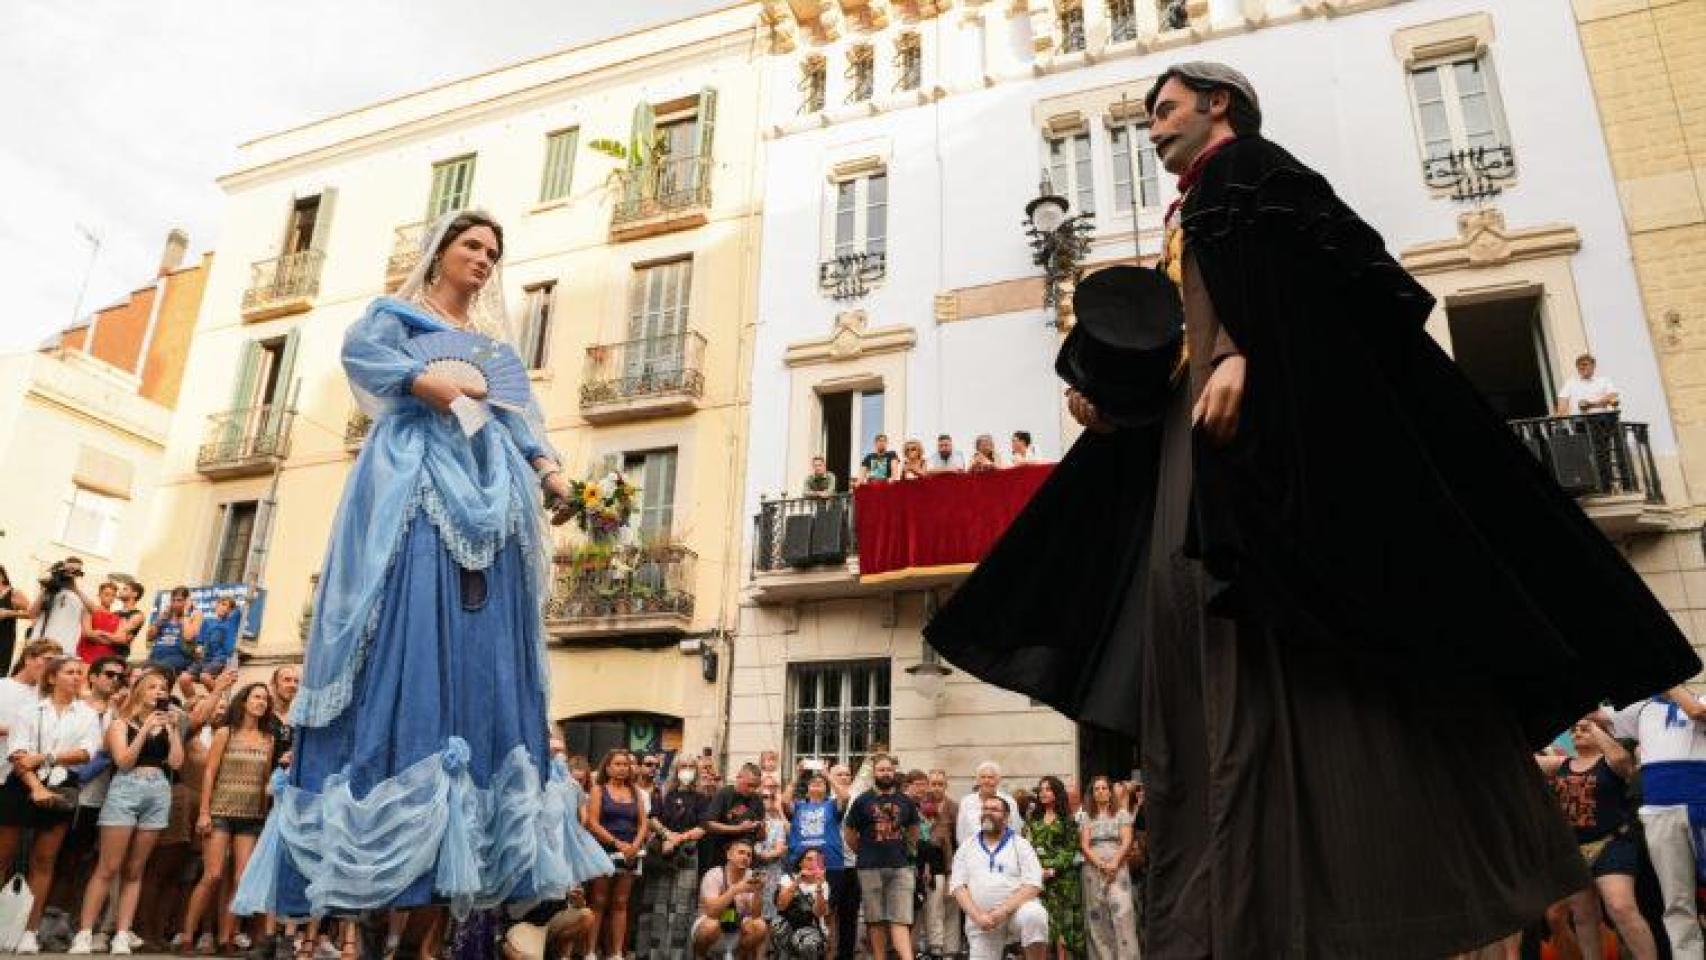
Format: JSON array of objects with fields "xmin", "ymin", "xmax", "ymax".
[
  {"xmin": 955, "ymin": 761, "xmax": 1022, "ymax": 850},
  {"xmin": 1612, "ymin": 687, "xmax": 1706, "ymax": 960},
  {"xmin": 1556, "ymin": 353, "xmax": 1621, "ymax": 416},
  {"xmin": 949, "ymin": 795, "xmax": 1047, "ymax": 960}
]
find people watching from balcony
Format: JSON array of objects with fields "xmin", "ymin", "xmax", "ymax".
[
  {"xmin": 1556, "ymin": 353, "xmax": 1621, "ymax": 416},
  {"xmin": 857, "ymin": 434, "xmax": 900, "ymax": 486},
  {"xmin": 929, "ymin": 435, "xmax": 966, "ymax": 475},
  {"xmin": 968, "ymin": 434, "xmax": 1001, "ymax": 474},
  {"xmin": 803, "ymin": 456, "xmax": 838, "ymax": 499},
  {"xmin": 1009, "ymin": 431, "xmax": 1037, "ymax": 466},
  {"xmin": 899, "ymin": 440, "xmax": 929, "ymax": 481}
]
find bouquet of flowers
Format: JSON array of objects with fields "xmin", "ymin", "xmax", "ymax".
[{"xmin": 550, "ymin": 469, "xmax": 641, "ymax": 542}]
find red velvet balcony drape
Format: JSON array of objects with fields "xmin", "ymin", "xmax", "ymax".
[{"xmin": 853, "ymin": 465, "xmax": 1053, "ymax": 581}]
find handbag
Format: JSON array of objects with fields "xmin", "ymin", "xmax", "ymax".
[
  {"xmin": 0, "ymin": 873, "xmax": 32, "ymax": 951},
  {"xmin": 34, "ymin": 705, "xmax": 81, "ymax": 813}
]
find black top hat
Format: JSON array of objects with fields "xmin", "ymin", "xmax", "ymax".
[{"xmin": 1056, "ymin": 265, "xmax": 1184, "ymax": 428}]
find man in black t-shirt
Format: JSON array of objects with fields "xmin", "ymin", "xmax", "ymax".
[
  {"xmin": 857, "ymin": 434, "xmax": 900, "ymax": 486},
  {"xmin": 844, "ymin": 754, "xmax": 921, "ymax": 959},
  {"xmin": 700, "ymin": 762, "xmax": 766, "ymax": 875}
]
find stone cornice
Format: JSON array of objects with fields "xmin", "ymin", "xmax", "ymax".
[
  {"xmin": 784, "ymin": 309, "xmax": 917, "ymax": 365},
  {"xmin": 1399, "ymin": 208, "xmax": 1581, "ymax": 275}
]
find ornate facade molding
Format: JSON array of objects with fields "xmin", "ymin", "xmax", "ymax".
[
  {"xmin": 784, "ymin": 310, "xmax": 919, "ymax": 366},
  {"xmin": 1399, "ymin": 207, "xmax": 1581, "ymax": 275}
]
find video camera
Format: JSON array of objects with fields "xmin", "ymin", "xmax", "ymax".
[{"xmin": 38, "ymin": 559, "xmax": 81, "ymax": 596}]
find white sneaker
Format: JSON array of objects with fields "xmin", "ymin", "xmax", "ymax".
[
  {"xmin": 197, "ymin": 933, "xmax": 217, "ymax": 953},
  {"xmin": 67, "ymin": 931, "xmax": 93, "ymax": 956},
  {"xmin": 109, "ymin": 930, "xmax": 132, "ymax": 955},
  {"xmin": 14, "ymin": 931, "xmax": 38, "ymax": 955}
]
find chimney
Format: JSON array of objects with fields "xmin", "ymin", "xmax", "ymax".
[{"xmin": 158, "ymin": 228, "xmax": 189, "ymax": 276}]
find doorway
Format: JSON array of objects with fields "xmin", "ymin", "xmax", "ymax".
[{"xmin": 1445, "ymin": 292, "xmax": 1554, "ymax": 420}]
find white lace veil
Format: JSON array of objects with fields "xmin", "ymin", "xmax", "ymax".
[{"xmin": 394, "ymin": 209, "xmax": 520, "ymax": 350}]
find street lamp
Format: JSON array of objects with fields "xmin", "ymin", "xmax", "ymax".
[
  {"xmin": 1024, "ymin": 174, "xmax": 1095, "ymax": 320},
  {"xmin": 906, "ymin": 642, "xmax": 953, "ymax": 702}
]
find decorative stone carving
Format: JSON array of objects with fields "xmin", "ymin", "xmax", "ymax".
[
  {"xmin": 1399, "ymin": 207, "xmax": 1582, "ymax": 275},
  {"xmin": 785, "ymin": 310, "xmax": 918, "ymax": 366}
]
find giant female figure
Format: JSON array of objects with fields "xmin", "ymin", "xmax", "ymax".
[{"xmin": 235, "ymin": 211, "xmax": 610, "ymax": 920}]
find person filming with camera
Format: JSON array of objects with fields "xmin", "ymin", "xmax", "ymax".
[{"xmin": 25, "ymin": 557, "xmax": 98, "ymax": 651}]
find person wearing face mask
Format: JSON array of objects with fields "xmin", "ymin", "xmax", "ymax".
[
  {"xmin": 843, "ymin": 755, "xmax": 921, "ymax": 960},
  {"xmin": 949, "ymin": 797, "xmax": 1047, "ymax": 960},
  {"xmin": 636, "ymin": 762, "xmax": 711, "ymax": 957}
]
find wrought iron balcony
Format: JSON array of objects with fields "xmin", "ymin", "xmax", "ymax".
[
  {"xmin": 197, "ymin": 404, "xmax": 293, "ymax": 478},
  {"xmin": 1423, "ymin": 145, "xmax": 1517, "ymax": 203},
  {"xmin": 753, "ymin": 493, "xmax": 858, "ymax": 576},
  {"xmin": 784, "ymin": 712, "xmax": 891, "ymax": 768},
  {"xmin": 1510, "ymin": 413, "xmax": 1665, "ymax": 535},
  {"xmin": 818, "ymin": 251, "xmax": 887, "ymax": 300},
  {"xmin": 385, "ymin": 221, "xmax": 427, "ymax": 291},
  {"xmin": 579, "ymin": 332, "xmax": 707, "ymax": 423},
  {"xmin": 344, "ymin": 412, "xmax": 371, "ymax": 453},
  {"xmin": 611, "ymin": 156, "xmax": 714, "ymax": 239},
  {"xmin": 241, "ymin": 250, "xmax": 324, "ymax": 320},
  {"xmin": 546, "ymin": 542, "xmax": 697, "ymax": 639}
]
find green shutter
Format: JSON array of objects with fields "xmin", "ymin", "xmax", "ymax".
[
  {"xmin": 261, "ymin": 330, "xmax": 301, "ymax": 451},
  {"xmin": 695, "ymin": 88, "xmax": 718, "ymax": 161},
  {"xmin": 629, "ymin": 102, "xmax": 656, "ymax": 169},
  {"xmin": 230, "ymin": 340, "xmax": 261, "ymax": 411},
  {"xmin": 427, "ymin": 156, "xmax": 476, "ymax": 219},
  {"xmin": 307, "ymin": 187, "xmax": 337, "ymax": 251},
  {"xmin": 539, "ymin": 129, "xmax": 578, "ymax": 202}
]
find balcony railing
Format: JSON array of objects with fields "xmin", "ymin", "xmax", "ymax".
[
  {"xmin": 580, "ymin": 332, "xmax": 707, "ymax": 419},
  {"xmin": 197, "ymin": 404, "xmax": 293, "ymax": 477},
  {"xmin": 753, "ymin": 493, "xmax": 857, "ymax": 575},
  {"xmin": 612, "ymin": 155, "xmax": 714, "ymax": 228},
  {"xmin": 385, "ymin": 220, "xmax": 428, "ymax": 290},
  {"xmin": 784, "ymin": 712, "xmax": 890, "ymax": 769},
  {"xmin": 819, "ymin": 251, "xmax": 887, "ymax": 300},
  {"xmin": 1423, "ymin": 145, "xmax": 1517, "ymax": 203},
  {"xmin": 344, "ymin": 412, "xmax": 371, "ymax": 453},
  {"xmin": 546, "ymin": 542, "xmax": 697, "ymax": 633},
  {"xmin": 241, "ymin": 250, "xmax": 324, "ymax": 318},
  {"xmin": 1510, "ymin": 413, "xmax": 1663, "ymax": 504}
]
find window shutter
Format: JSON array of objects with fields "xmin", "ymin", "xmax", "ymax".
[
  {"xmin": 244, "ymin": 497, "xmax": 274, "ymax": 585},
  {"xmin": 272, "ymin": 329, "xmax": 302, "ymax": 408},
  {"xmin": 307, "ymin": 187, "xmax": 337, "ymax": 252},
  {"xmin": 230, "ymin": 341, "xmax": 261, "ymax": 411},
  {"xmin": 630, "ymin": 102, "xmax": 657, "ymax": 169},
  {"xmin": 695, "ymin": 87, "xmax": 718, "ymax": 160}
]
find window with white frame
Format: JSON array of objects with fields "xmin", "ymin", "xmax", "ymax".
[
  {"xmin": 785, "ymin": 660, "xmax": 891, "ymax": 771},
  {"xmin": 1046, "ymin": 131, "xmax": 1095, "ymax": 216},
  {"xmin": 1109, "ymin": 122, "xmax": 1161, "ymax": 214},
  {"xmin": 519, "ymin": 281, "xmax": 555, "ymax": 369},
  {"xmin": 621, "ymin": 448, "xmax": 678, "ymax": 539},
  {"xmin": 1407, "ymin": 54, "xmax": 1510, "ymax": 162},
  {"xmin": 832, "ymin": 172, "xmax": 888, "ymax": 259},
  {"xmin": 57, "ymin": 487, "xmax": 121, "ymax": 557}
]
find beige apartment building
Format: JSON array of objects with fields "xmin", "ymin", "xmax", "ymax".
[{"xmin": 136, "ymin": 5, "xmax": 767, "ymax": 760}]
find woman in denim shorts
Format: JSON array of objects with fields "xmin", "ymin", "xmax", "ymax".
[
  {"xmin": 179, "ymin": 683, "xmax": 279, "ymax": 954},
  {"xmin": 67, "ymin": 667, "xmax": 183, "ymax": 956}
]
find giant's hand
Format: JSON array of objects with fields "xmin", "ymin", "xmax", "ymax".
[
  {"xmin": 1066, "ymin": 389, "xmax": 1115, "ymax": 434},
  {"xmin": 1192, "ymin": 354, "xmax": 1246, "ymax": 447},
  {"xmin": 410, "ymin": 372, "xmax": 469, "ymax": 413}
]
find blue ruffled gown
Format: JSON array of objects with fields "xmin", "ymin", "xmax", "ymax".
[{"xmin": 234, "ymin": 297, "xmax": 611, "ymax": 919}]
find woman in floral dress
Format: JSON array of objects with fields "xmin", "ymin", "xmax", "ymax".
[{"xmin": 1023, "ymin": 776, "xmax": 1085, "ymax": 958}]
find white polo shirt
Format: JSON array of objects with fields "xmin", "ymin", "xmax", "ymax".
[{"xmin": 949, "ymin": 829, "xmax": 1043, "ymax": 911}]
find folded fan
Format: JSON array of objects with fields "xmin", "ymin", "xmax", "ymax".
[{"xmin": 401, "ymin": 331, "xmax": 531, "ymax": 412}]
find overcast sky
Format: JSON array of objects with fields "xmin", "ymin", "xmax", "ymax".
[{"xmin": 0, "ymin": 0, "xmax": 730, "ymax": 353}]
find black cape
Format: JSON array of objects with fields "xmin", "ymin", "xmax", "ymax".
[{"xmin": 926, "ymin": 136, "xmax": 1699, "ymax": 748}]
